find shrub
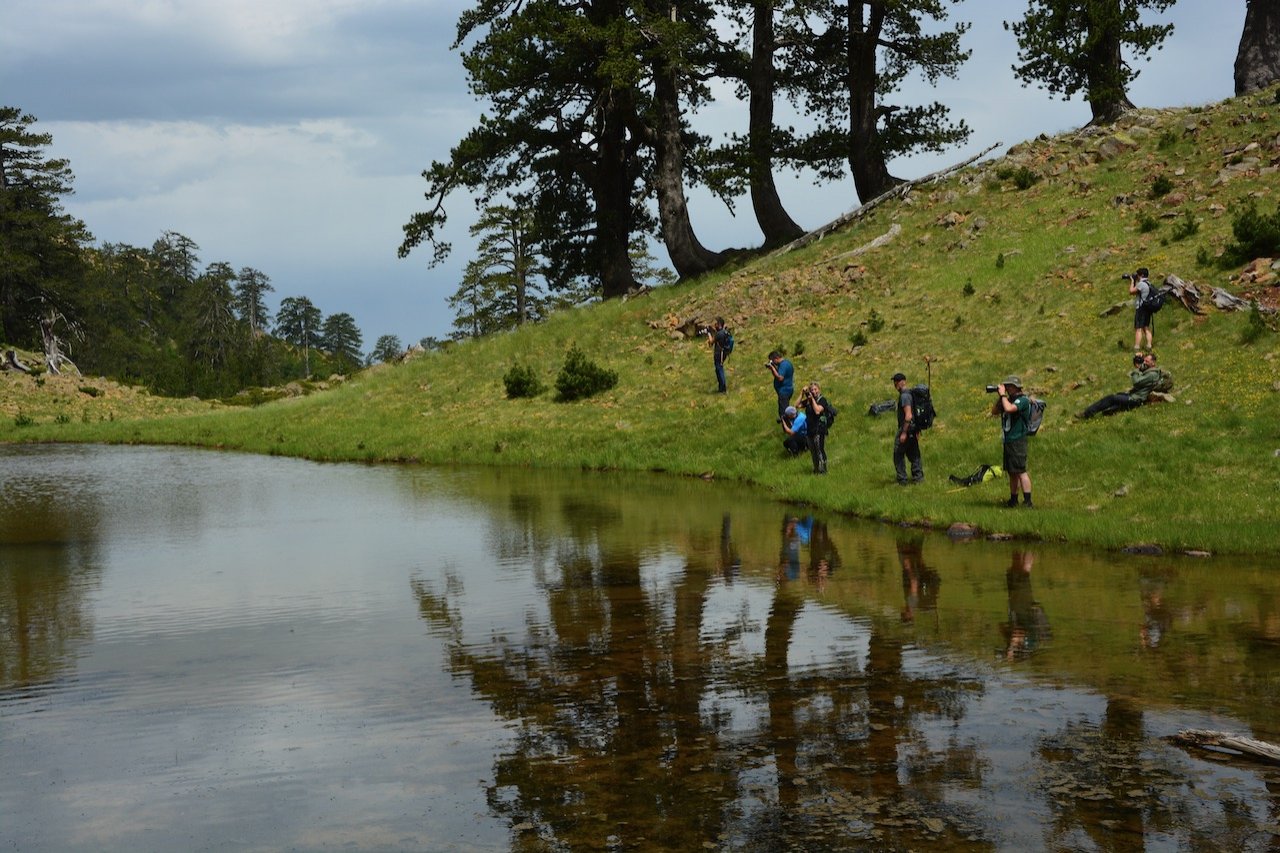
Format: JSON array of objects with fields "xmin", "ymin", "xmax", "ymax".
[
  {"xmin": 995, "ymin": 252, "xmax": 1006, "ymax": 269},
  {"xmin": 502, "ymin": 362, "xmax": 545, "ymax": 399},
  {"xmin": 850, "ymin": 330, "xmax": 868, "ymax": 348},
  {"xmin": 1138, "ymin": 213, "xmax": 1160, "ymax": 234},
  {"xmin": 1223, "ymin": 200, "xmax": 1280, "ymax": 264},
  {"xmin": 1240, "ymin": 301, "xmax": 1272, "ymax": 345},
  {"xmin": 554, "ymin": 345, "xmax": 617, "ymax": 402},
  {"xmin": 1150, "ymin": 175, "xmax": 1174, "ymax": 198},
  {"xmin": 78, "ymin": 385, "xmax": 102, "ymax": 397},
  {"xmin": 54, "ymin": 413, "xmax": 70, "ymax": 425},
  {"xmin": 793, "ymin": 340, "xmax": 805, "ymax": 357},
  {"xmin": 1157, "ymin": 129, "xmax": 1180, "ymax": 150},
  {"xmin": 867, "ymin": 309, "xmax": 885, "ymax": 333},
  {"xmin": 963, "ymin": 279, "xmax": 975, "ymax": 296},
  {"xmin": 1011, "ymin": 166, "xmax": 1040, "ymax": 190},
  {"xmin": 1170, "ymin": 211, "xmax": 1200, "ymax": 242},
  {"xmin": 13, "ymin": 412, "xmax": 33, "ymax": 427}
]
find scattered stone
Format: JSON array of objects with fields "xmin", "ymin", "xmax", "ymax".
[
  {"xmin": 1184, "ymin": 550, "xmax": 1213, "ymax": 558},
  {"xmin": 947, "ymin": 522, "xmax": 977, "ymax": 538},
  {"xmin": 1123, "ymin": 544, "xmax": 1164, "ymax": 555},
  {"xmin": 1112, "ymin": 485, "xmax": 1130, "ymax": 498}
]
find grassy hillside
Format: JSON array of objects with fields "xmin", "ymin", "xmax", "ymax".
[{"xmin": 4, "ymin": 89, "xmax": 1279, "ymax": 554}]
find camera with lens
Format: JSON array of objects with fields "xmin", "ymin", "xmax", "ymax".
[
  {"xmin": 1121, "ymin": 272, "xmax": 1134, "ymax": 281},
  {"xmin": 985, "ymin": 385, "xmax": 1000, "ymax": 393}
]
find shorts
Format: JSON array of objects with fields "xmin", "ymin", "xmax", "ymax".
[
  {"xmin": 1134, "ymin": 308, "xmax": 1153, "ymax": 329},
  {"xmin": 1003, "ymin": 437, "xmax": 1028, "ymax": 475}
]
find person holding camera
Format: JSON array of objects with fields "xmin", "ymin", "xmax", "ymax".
[
  {"xmin": 1076, "ymin": 352, "xmax": 1165, "ymax": 419},
  {"xmin": 892, "ymin": 372, "xmax": 923, "ymax": 485},
  {"xmin": 991, "ymin": 376, "xmax": 1033, "ymax": 508},
  {"xmin": 1127, "ymin": 267, "xmax": 1154, "ymax": 353},
  {"xmin": 766, "ymin": 351, "xmax": 795, "ymax": 421},
  {"xmin": 706, "ymin": 317, "xmax": 732, "ymax": 393},
  {"xmin": 780, "ymin": 405, "xmax": 808, "ymax": 455},
  {"xmin": 801, "ymin": 382, "xmax": 831, "ymax": 474}
]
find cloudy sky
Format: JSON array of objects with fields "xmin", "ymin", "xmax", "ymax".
[{"xmin": 3, "ymin": 1, "xmax": 1247, "ymax": 348}]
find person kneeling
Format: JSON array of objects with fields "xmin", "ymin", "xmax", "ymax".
[{"xmin": 781, "ymin": 406, "xmax": 809, "ymax": 455}]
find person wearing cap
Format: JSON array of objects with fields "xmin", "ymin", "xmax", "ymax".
[
  {"xmin": 780, "ymin": 405, "xmax": 808, "ymax": 455},
  {"xmin": 892, "ymin": 372, "xmax": 923, "ymax": 485},
  {"xmin": 766, "ymin": 350, "xmax": 795, "ymax": 422},
  {"xmin": 991, "ymin": 375, "xmax": 1033, "ymax": 508}
]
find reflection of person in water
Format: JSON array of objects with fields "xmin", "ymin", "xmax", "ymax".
[
  {"xmin": 897, "ymin": 538, "xmax": 940, "ymax": 623},
  {"xmin": 718, "ymin": 513, "xmax": 742, "ymax": 582},
  {"xmin": 778, "ymin": 515, "xmax": 818, "ymax": 582},
  {"xmin": 806, "ymin": 518, "xmax": 841, "ymax": 591},
  {"xmin": 1139, "ymin": 568, "xmax": 1174, "ymax": 649},
  {"xmin": 1001, "ymin": 550, "xmax": 1051, "ymax": 660}
]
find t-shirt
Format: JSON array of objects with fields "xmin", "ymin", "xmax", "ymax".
[
  {"xmin": 1134, "ymin": 278, "xmax": 1151, "ymax": 309},
  {"xmin": 1002, "ymin": 394, "xmax": 1031, "ymax": 442},
  {"xmin": 774, "ymin": 359, "xmax": 794, "ymax": 396},
  {"xmin": 790, "ymin": 410, "xmax": 808, "ymax": 435},
  {"xmin": 897, "ymin": 388, "xmax": 914, "ymax": 429}
]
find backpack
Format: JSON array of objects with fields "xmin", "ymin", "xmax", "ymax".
[
  {"xmin": 1027, "ymin": 397, "xmax": 1047, "ymax": 435},
  {"xmin": 720, "ymin": 328, "xmax": 735, "ymax": 356},
  {"xmin": 1141, "ymin": 286, "xmax": 1167, "ymax": 313},
  {"xmin": 1152, "ymin": 368, "xmax": 1174, "ymax": 393},
  {"xmin": 822, "ymin": 400, "xmax": 837, "ymax": 430},
  {"xmin": 908, "ymin": 385, "xmax": 936, "ymax": 431}
]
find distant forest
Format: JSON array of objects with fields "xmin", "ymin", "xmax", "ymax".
[{"xmin": 1, "ymin": 107, "xmax": 375, "ymax": 399}]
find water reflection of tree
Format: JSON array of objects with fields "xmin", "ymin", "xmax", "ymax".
[
  {"xmin": 0, "ymin": 497, "xmax": 100, "ymax": 692},
  {"xmin": 412, "ymin": 511, "xmax": 995, "ymax": 849}
]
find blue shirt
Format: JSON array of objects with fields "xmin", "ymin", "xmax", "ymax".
[
  {"xmin": 774, "ymin": 359, "xmax": 794, "ymax": 396},
  {"xmin": 790, "ymin": 410, "xmax": 808, "ymax": 435}
]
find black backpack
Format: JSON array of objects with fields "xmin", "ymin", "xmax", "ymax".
[
  {"xmin": 1141, "ymin": 286, "xmax": 1167, "ymax": 313},
  {"xmin": 909, "ymin": 385, "xmax": 936, "ymax": 431}
]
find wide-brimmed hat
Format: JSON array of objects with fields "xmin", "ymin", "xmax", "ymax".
[{"xmin": 1002, "ymin": 375, "xmax": 1022, "ymax": 388}]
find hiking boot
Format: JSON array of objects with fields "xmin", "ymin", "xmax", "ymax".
[
  {"xmin": 1023, "ymin": 499, "xmax": 1034, "ymax": 509},
  {"xmin": 1003, "ymin": 497, "xmax": 1019, "ymax": 508}
]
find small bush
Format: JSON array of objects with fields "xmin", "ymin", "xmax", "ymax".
[
  {"xmin": 554, "ymin": 345, "xmax": 617, "ymax": 402},
  {"xmin": 1011, "ymin": 167, "xmax": 1040, "ymax": 190},
  {"xmin": 995, "ymin": 252, "xmax": 1006, "ymax": 269},
  {"xmin": 963, "ymin": 279, "xmax": 975, "ymax": 296},
  {"xmin": 1196, "ymin": 246, "xmax": 1215, "ymax": 268},
  {"xmin": 1170, "ymin": 211, "xmax": 1200, "ymax": 242},
  {"xmin": 13, "ymin": 412, "xmax": 34, "ymax": 427},
  {"xmin": 78, "ymin": 385, "xmax": 102, "ymax": 397},
  {"xmin": 503, "ymin": 362, "xmax": 545, "ymax": 399},
  {"xmin": 793, "ymin": 340, "xmax": 805, "ymax": 357},
  {"xmin": 1223, "ymin": 199, "xmax": 1280, "ymax": 264},
  {"xmin": 1240, "ymin": 301, "xmax": 1272, "ymax": 345},
  {"xmin": 850, "ymin": 330, "xmax": 868, "ymax": 348},
  {"xmin": 54, "ymin": 413, "xmax": 70, "ymax": 425},
  {"xmin": 867, "ymin": 309, "xmax": 884, "ymax": 333},
  {"xmin": 1138, "ymin": 213, "xmax": 1160, "ymax": 233},
  {"xmin": 1157, "ymin": 129, "xmax": 1180, "ymax": 150},
  {"xmin": 1150, "ymin": 175, "xmax": 1174, "ymax": 198}
]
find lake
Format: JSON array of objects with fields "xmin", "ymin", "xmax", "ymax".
[{"xmin": 2, "ymin": 444, "xmax": 1278, "ymax": 851}]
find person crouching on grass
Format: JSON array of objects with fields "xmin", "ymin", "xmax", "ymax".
[{"xmin": 991, "ymin": 376, "xmax": 1033, "ymax": 508}]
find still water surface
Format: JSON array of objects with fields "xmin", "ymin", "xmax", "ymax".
[{"xmin": 1, "ymin": 444, "xmax": 1279, "ymax": 851}]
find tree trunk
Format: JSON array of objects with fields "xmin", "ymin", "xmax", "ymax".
[
  {"xmin": 847, "ymin": 2, "xmax": 902, "ymax": 201},
  {"xmin": 594, "ymin": 96, "xmax": 641, "ymax": 299},
  {"xmin": 748, "ymin": 0, "xmax": 804, "ymax": 247},
  {"xmin": 1236, "ymin": 0, "xmax": 1280, "ymax": 95},
  {"xmin": 1085, "ymin": 4, "xmax": 1135, "ymax": 125},
  {"xmin": 651, "ymin": 60, "xmax": 726, "ymax": 279}
]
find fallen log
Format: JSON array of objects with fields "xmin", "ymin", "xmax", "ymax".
[
  {"xmin": 772, "ymin": 142, "xmax": 1002, "ymax": 257},
  {"xmin": 1162, "ymin": 274, "xmax": 1203, "ymax": 314},
  {"xmin": 821, "ymin": 223, "xmax": 902, "ymax": 265},
  {"xmin": 3, "ymin": 350, "xmax": 32, "ymax": 373},
  {"xmin": 1170, "ymin": 729, "xmax": 1280, "ymax": 764}
]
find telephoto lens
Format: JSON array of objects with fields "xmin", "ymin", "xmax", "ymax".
[{"xmin": 985, "ymin": 385, "xmax": 1000, "ymax": 393}]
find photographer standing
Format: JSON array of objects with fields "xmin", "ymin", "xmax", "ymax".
[
  {"xmin": 801, "ymin": 382, "xmax": 832, "ymax": 474},
  {"xmin": 707, "ymin": 317, "xmax": 732, "ymax": 393},
  {"xmin": 766, "ymin": 351, "xmax": 795, "ymax": 421},
  {"xmin": 991, "ymin": 376, "xmax": 1033, "ymax": 508},
  {"xmin": 892, "ymin": 372, "xmax": 923, "ymax": 485},
  {"xmin": 1127, "ymin": 267, "xmax": 1154, "ymax": 353}
]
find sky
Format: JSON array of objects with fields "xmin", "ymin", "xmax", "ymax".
[{"xmin": 3, "ymin": 1, "xmax": 1248, "ymax": 349}]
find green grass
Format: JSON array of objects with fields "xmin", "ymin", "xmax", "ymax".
[{"xmin": 4, "ymin": 89, "xmax": 1280, "ymax": 554}]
